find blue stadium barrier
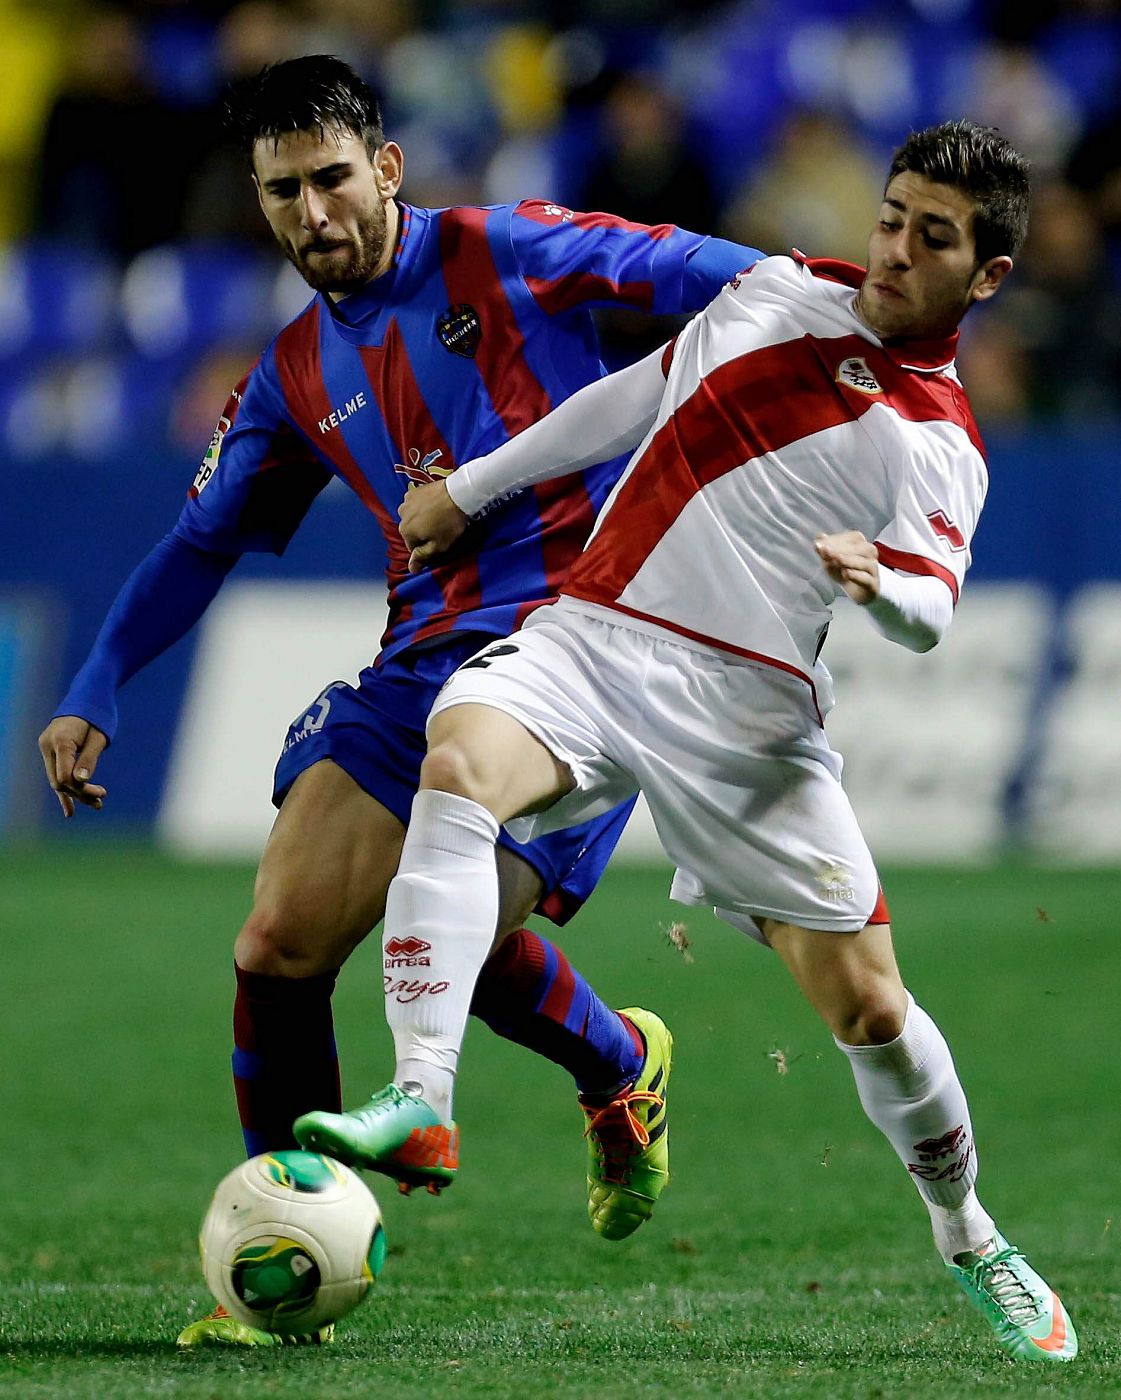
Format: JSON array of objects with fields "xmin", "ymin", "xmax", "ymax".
[{"xmin": 1, "ymin": 428, "xmax": 1118, "ymax": 844}]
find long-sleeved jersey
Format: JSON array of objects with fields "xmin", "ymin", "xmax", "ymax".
[
  {"xmin": 447, "ymin": 253, "xmax": 987, "ymax": 724},
  {"xmin": 177, "ymin": 200, "xmax": 758, "ymax": 661},
  {"xmin": 56, "ymin": 200, "xmax": 758, "ymax": 735}
]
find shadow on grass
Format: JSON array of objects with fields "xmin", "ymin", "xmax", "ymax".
[{"xmin": 0, "ymin": 1339, "xmax": 177, "ymax": 1360}]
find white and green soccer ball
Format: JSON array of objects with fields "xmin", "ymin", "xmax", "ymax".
[{"xmin": 199, "ymin": 1150, "xmax": 387, "ymax": 1333}]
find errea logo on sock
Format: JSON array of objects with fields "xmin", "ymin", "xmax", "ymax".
[
  {"xmin": 385, "ymin": 937, "xmax": 432, "ymax": 969},
  {"xmin": 908, "ymin": 1124, "xmax": 974, "ymax": 1183}
]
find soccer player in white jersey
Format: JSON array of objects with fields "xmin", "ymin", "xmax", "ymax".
[{"xmin": 297, "ymin": 121, "xmax": 1078, "ymax": 1363}]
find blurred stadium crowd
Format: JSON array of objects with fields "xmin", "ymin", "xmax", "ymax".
[
  {"xmin": 2, "ymin": 0, "xmax": 1121, "ymax": 465},
  {"xmin": 3, "ymin": 0, "xmax": 1119, "ymax": 851}
]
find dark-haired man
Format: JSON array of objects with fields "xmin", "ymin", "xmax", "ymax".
[
  {"xmin": 37, "ymin": 55, "xmax": 762, "ymax": 1345},
  {"xmin": 311, "ymin": 121, "xmax": 1079, "ymax": 1364}
]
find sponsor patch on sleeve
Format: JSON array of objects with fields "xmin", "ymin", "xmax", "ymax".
[{"xmin": 190, "ymin": 387, "xmax": 242, "ymax": 498}]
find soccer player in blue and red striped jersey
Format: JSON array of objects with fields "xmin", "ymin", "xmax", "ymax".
[{"xmin": 37, "ymin": 55, "xmax": 761, "ymax": 1345}]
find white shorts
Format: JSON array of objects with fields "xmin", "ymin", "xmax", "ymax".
[{"xmin": 430, "ymin": 600, "xmax": 878, "ymax": 932}]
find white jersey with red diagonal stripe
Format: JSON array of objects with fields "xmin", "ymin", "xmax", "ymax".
[{"xmin": 560, "ymin": 253, "xmax": 987, "ymax": 716}]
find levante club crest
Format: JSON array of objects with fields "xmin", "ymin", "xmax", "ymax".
[{"xmin": 438, "ymin": 304, "xmax": 481, "ymax": 358}]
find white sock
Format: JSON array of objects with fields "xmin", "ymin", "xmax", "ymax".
[
  {"xmin": 382, "ymin": 789, "xmax": 500, "ymax": 1125},
  {"xmin": 836, "ymin": 992, "xmax": 995, "ymax": 1262}
]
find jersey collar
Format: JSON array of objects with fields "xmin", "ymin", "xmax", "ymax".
[{"xmin": 792, "ymin": 250, "xmax": 960, "ymax": 374}]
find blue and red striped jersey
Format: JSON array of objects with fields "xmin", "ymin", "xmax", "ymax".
[{"xmin": 176, "ymin": 199, "xmax": 760, "ymax": 662}]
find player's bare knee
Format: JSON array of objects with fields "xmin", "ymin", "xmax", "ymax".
[
  {"xmin": 420, "ymin": 738, "xmax": 493, "ymax": 806},
  {"xmin": 834, "ymin": 987, "xmax": 908, "ymax": 1047},
  {"xmin": 235, "ymin": 904, "xmax": 333, "ymax": 978}
]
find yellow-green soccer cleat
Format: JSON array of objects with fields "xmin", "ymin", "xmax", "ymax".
[
  {"xmin": 294, "ymin": 1083, "xmax": 459, "ymax": 1194},
  {"xmin": 948, "ymin": 1231, "xmax": 1077, "ymax": 1362},
  {"xmin": 580, "ymin": 1007, "xmax": 672, "ymax": 1241},
  {"xmin": 175, "ymin": 1302, "xmax": 334, "ymax": 1348}
]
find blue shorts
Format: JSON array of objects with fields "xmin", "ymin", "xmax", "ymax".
[{"xmin": 272, "ymin": 635, "xmax": 635, "ymax": 926}]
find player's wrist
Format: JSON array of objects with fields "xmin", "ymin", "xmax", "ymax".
[{"xmin": 445, "ymin": 465, "xmax": 485, "ymax": 517}]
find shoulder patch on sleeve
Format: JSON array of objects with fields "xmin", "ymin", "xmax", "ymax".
[
  {"xmin": 925, "ymin": 509, "xmax": 966, "ymax": 552},
  {"xmin": 514, "ymin": 199, "xmax": 575, "ymax": 226},
  {"xmin": 190, "ymin": 381, "xmax": 245, "ymax": 499}
]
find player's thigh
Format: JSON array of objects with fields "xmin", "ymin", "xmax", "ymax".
[
  {"xmin": 425, "ymin": 619, "xmax": 631, "ymax": 829},
  {"xmin": 763, "ymin": 918, "xmax": 908, "ymax": 1046},
  {"xmin": 237, "ymin": 759, "xmax": 406, "ymax": 973},
  {"xmin": 425, "ymin": 700, "xmax": 574, "ymax": 820}
]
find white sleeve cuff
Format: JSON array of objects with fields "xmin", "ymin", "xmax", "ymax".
[
  {"xmin": 865, "ymin": 566, "xmax": 954, "ymax": 651},
  {"xmin": 444, "ymin": 345, "xmax": 669, "ymax": 517}
]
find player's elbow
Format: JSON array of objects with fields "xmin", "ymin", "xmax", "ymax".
[
  {"xmin": 906, "ymin": 625, "xmax": 942, "ymax": 653},
  {"xmin": 886, "ymin": 616, "xmax": 948, "ymax": 653}
]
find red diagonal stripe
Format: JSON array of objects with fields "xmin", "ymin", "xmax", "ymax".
[
  {"xmin": 524, "ymin": 271, "xmax": 654, "ymax": 315},
  {"xmin": 564, "ymin": 330, "xmax": 977, "ymax": 611},
  {"xmin": 565, "ymin": 333, "xmax": 866, "ymax": 604},
  {"xmin": 272, "ymin": 304, "xmax": 408, "ymax": 573},
  {"xmin": 360, "ymin": 318, "xmax": 481, "ymax": 638},
  {"xmin": 439, "ymin": 207, "xmax": 597, "ymax": 593},
  {"xmin": 439, "ymin": 207, "xmax": 551, "ymax": 436}
]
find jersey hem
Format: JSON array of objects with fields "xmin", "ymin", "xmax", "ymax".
[{"xmin": 556, "ymin": 594, "xmax": 825, "ymax": 725}]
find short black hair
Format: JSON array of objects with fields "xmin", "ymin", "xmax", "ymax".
[
  {"xmin": 223, "ymin": 55, "xmax": 384, "ymax": 164},
  {"xmin": 888, "ymin": 120, "xmax": 1031, "ymax": 262}
]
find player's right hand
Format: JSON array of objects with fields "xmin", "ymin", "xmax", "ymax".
[
  {"xmin": 399, "ymin": 480, "xmax": 469, "ymax": 573},
  {"xmin": 38, "ymin": 716, "xmax": 109, "ymax": 818}
]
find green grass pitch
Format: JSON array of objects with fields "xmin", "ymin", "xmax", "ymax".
[{"xmin": 0, "ymin": 848, "xmax": 1117, "ymax": 1398}]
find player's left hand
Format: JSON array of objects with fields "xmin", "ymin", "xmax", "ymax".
[
  {"xmin": 814, "ymin": 531, "xmax": 880, "ymax": 605},
  {"xmin": 399, "ymin": 480, "xmax": 470, "ymax": 573}
]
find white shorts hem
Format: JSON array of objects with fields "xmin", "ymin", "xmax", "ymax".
[{"xmin": 677, "ymin": 890, "xmax": 873, "ymax": 936}]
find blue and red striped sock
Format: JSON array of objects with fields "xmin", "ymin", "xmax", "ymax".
[
  {"xmin": 232, "ymin": 964, "xmax": 342, "ymax": 1158},
  {"xmin": 469, "ymin": 929, "xmax": 644, "ymax": 1096}
]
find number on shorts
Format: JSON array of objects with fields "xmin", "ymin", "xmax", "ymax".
[{"xmin": 460, "ymin": 643, "xmax": 520, "ymax": 671}]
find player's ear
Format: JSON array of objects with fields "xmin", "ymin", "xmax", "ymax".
[
  {"xmin": 969, "ymin": 255, "xmax": 1012, "ymax": 306},
  {"xmin": 373, "ymin": 142, "xmax": 404, "ymax": 199}
]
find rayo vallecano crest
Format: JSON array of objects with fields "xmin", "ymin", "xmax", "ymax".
[{"xmin": 836, "ymin": 357, "xmax": 883, "ymax": 395}]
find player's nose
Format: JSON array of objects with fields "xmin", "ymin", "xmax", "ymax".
[
  {"xmin": 883, "ymin": 229, "xmax": 913, "ymax": 270},
  {"xmin": 299, "ymin": 185, "xmax": 330, "ymax": 230}
]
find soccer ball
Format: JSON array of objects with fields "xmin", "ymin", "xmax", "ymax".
[{"xmin": 199, "ymin": 1150, "xmax": 387, "ymax": 1333}]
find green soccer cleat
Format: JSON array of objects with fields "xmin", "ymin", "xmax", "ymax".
[
  {"xmin": 580, "ymin": 1007, "xmax": 672, "ymax": 1241},
  {"xmin": 948, "ymin": 1231, "xmax": 1077, "ymax": 1362},
  {"xmin": 176, "ymin": 1302, "xmax": 334, "ymax": 1348},
  {"xmin": 293, "ymin": 1083, "xmax": 459, "ymax": 1193}
]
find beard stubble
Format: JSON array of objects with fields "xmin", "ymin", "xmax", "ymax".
[{"xmin": 285, "ymin": 195, "xmax": 391, "ymax": 294}]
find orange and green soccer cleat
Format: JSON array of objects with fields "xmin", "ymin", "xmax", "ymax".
[
  {"xmin": 175, "ymin": 1301, "xmax": 334, "ymax": 1348},
  {"xmin": 580, "ymin": 1007, "xmax": 672, "ymax": 1241},
  {"xmin": 949, "ymin": 1231, "xmax": 1077, "ymax": 1362},
  {"xmin": 294, "ymin": 1083, "xmax": 458, "ymax": 1194}
]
